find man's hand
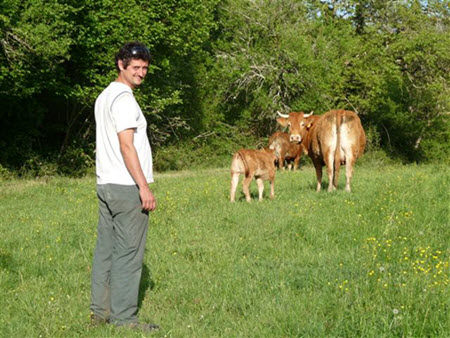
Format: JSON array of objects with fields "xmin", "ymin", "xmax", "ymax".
[{"xmin": 140, "ymin": 185, "xmax": 156, "ymax": 211}]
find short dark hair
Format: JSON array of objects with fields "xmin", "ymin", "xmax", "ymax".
[{"xmin": 115, "ymin": 41, "xmax": 152, "ymax": 71}]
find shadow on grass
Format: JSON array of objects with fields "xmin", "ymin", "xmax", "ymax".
[
  {"xmin": 234, "ymin": 191, "xmax": 273, "ymax": 202},
  {"xmin": 0, "ymin": 251, "xmax": 15, "ymax": 270},
  {"xmin": 138, "ymin": 263, "xmax": 155, "ymax": 310}
]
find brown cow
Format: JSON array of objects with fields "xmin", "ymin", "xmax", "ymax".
[
  {"xmin": 230, "ymin": 148, "xmax": 277, "ymax": 202},
  {"xmin": 268, "ymin": 132, "xmax": 303, "ymax": 170},
  {"xmin": 277, "ymin": 110, "xmax": 366, "ymax": 192}
]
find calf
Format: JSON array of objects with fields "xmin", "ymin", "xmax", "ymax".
[
  {"xmin": 230, "ymin": 148, "xmax": 277, "ymax": 202},
  {"xmin": 268, "ymin": 131, "xmax": 303, "ymax": 170},
  {"xmin": 277, "ymin": 110, "xmax": 366, "ymax": 192}
]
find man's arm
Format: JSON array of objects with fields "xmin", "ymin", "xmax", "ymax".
[{"xmin": 118, "ymin": 128, "xmax": 156, "ymax": 211}]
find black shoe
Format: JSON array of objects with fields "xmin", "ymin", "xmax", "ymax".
[
  {"xmin": 122, "ymin": 322, "xmax": 160, "ymax": 332},
  {"xmin": 90, "ymin": 314, "xmax": 109, "ymax": 326}
]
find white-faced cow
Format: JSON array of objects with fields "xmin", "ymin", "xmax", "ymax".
[
  {"xmin": 268, "ymin": 132, "xmax": 303, "ymax": 170},
  {"xmin": 230, "ymin": 148, "xmax": 277, "ymax": 202},
  {"xmin": 277, "ymin": 110, "xmax": 366, "ymax": 192}
]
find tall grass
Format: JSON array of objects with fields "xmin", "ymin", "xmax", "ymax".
[{"xmin": 0, "ymin": 163, "xmax": 448, "ymax": 337}]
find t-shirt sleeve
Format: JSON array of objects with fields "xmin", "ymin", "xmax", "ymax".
[{"xmin": 111, "ymin": 93, "xmax": 139, "ymax": 133}]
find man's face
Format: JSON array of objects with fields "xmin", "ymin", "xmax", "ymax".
[{"xmin": 118, "ymin": 58, "xmax": 149, "ymax": 89}]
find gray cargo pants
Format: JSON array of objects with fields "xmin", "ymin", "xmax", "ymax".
[{"xmin": 90, "ymin": 184, "xmax": 149, "ymax": 325}]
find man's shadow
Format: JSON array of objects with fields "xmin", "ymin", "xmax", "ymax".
[{"xmin": 138, "ymin": 263, "xmax": 155, "ymax": 309}]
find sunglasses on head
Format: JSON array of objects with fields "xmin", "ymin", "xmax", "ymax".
[{"xmin": 130, "ymin": 46, "xmax": 150, "ymax": 56}]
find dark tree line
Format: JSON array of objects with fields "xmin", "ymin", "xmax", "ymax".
[{"xmin": 1, "ymin": 0, "xmax": 449, "ymax": 176}]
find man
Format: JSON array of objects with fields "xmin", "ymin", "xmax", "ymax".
[{"xmin": 90, "ymin": 41, "xmax": 159, "ymax": 332}]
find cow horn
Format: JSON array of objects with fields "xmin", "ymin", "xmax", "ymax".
[
  {"xmin": 304, "ymin": 111, "xmax": 314, "ymax": 118},
  {"xmin": 277, "ymin": 111, "xmax": 289, "ymax": 118}
]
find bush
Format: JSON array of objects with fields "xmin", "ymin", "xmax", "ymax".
[
  {"xmin": 57, "ymin": 146, "xmax": 94, "ymax": 178},
  {"xmin": 154, "ymin": 126, "xmax": 259, "ymax": 172},
  {"xmin": 0, "ymin": 164, "xmax": 14, "ymax": 182},
  {"xmin": 18, "ymin": 155, "xmax": 59, "ymax": 179},
  {"xmin": 154, "ymin": 141, "xmax": 236, "ymax": 172},
  {"xmin": 358, "ymin": 149, "xmax": 396, "ymax": 168}
]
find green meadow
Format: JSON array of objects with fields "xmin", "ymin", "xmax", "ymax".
[{"xmin": 0, "ymin": 163, "xmax": 449, "ymax": 337}]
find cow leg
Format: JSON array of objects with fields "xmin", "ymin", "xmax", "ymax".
[
  {"xmin": 269, "ymin": 175, "xmax": 275, "ymax": 200},
  {"xmin": 279, "ymin": 156, "xmax": 285, "ymax": 170},
  {"xmin": 287, "ymin": 161, "xmax": 292, "ymax": 171},
  {"xmin": 230, "ymin": 172, "xmax": 240, "ymax": 202},
  {"xmin": 242, "ymin": 174, "xmax": 253, "ymax": 202},
  {"xmin": 314, "ymin": 162, "xmax": 323, "ymax": 192},
  {"xmin": 333, "ymin": 153, "xmax": 341, "ymax": 191},
  {"xmin": 326, "ymin": 152, "xmax": 336, "ymax": 192},
  {"xmin": 293, "ymin": 156, "xmax": 300, "ymax": 171},
  {"xmin": 256, "ymin": 178, "xmax": 264, "ymax": 202},
  {"xmin": 345, "ymin": 158, "xmax": 355, "ymax": 192}
]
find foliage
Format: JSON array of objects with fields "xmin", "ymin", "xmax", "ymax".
[
  {"xmin": 0, "ymin": 0, "xmax": 449, "ymax": 175},
  {"xmin": 0, "ymin": 164, "xmax": 13, "ymax": 181}
]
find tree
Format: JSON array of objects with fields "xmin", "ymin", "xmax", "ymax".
[
  {"xmin": 0, "ymin": 0, "xmax": 219, "ymax": 174},
  {"xmin": 204, "ymin": 0, "xmax": 449, "ymax": 161}
]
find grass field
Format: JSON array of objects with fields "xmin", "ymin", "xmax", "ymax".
[{"xmin": 0, "ymin": 163, "xmax": 449, "ymax": 337}]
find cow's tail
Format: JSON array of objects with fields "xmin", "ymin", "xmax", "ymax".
[
  {"xmin": 237, "ymin": 150, "xmax": 250, "ymax": 177},
  {"xmin": 333, "ymin": 111, "xmax": 342, "ymax": 188}
]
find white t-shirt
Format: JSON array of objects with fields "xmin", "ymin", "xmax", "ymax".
[{"xmin": 95, "ymin": 82, "xmax": 154, "ymax": 185}]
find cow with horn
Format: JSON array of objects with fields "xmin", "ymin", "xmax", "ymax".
[{"xmin": 276, "ymin": 110, "xmax": 366, "ymax": 192}]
